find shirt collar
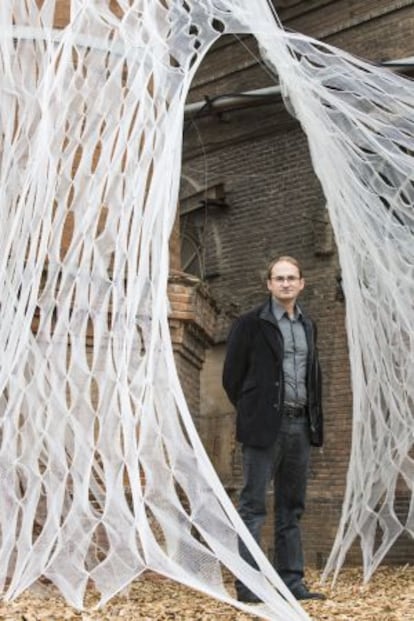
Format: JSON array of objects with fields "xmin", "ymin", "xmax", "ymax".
[{"xmin": 271, "ymin": 297, "xmax": 302, "ymax": 321}]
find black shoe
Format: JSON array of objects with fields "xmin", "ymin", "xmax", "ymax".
[
  {"xmin": 290, "ymin": 584, "xmax": 326, "ymax": 600},
  {"xmin": 237, "ymin": 591, "xmax": 262, "ymax": 604}
]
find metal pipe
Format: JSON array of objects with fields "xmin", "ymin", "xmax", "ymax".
[
  {"xmin": 382, "ymin": 56, "xmax": 414, "ymax": 68},
  {"xmin": 184, "ymin": 85, "xmax": 283, "ymax": 116},
  {"xmin": 184, "ymin": 58, "xmax": 414, "ymax": 117}
]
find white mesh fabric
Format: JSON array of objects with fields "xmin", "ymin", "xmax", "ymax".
[
  {"xmin": 0, "ymin": 0, "xmax": 413, "ymax": 617},
  {"xmin": 258, "ymin": 26, "xmax": 414, "ymax": 581},
  {"xmin": 0, "ymin": 1, "xmax": 309, "ymax": 618}
]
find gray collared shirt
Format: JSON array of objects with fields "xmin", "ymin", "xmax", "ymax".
[{"xmin": 272, "ymin": 298, "xmax": 308, "ymax": 406}]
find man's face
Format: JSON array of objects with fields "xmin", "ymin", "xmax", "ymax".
[{"xmin": 267, "ymin": 260, "xmax": 304, "ymax": 304}]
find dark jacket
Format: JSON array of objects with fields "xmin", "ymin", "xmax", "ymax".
[{"xmin": 222, "ymin": 297, "xmax": 323, "ymax": 448}]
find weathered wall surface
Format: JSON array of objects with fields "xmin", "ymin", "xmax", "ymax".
[{"xmin": 181, "ymin": 0, "xmax": 414, "ymax": 569}]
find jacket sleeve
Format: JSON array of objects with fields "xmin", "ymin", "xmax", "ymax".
[{"xmin": 222, "ymin": 316, "xmax": 250, "ymax": 406}]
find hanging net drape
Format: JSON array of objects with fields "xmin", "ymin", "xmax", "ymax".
[{"xmin": 0, "ymin": 0, "xmax": 413, "ymax": 618}]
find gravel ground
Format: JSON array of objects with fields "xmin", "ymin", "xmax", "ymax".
[{"xmin": 0, "ymin": 565, "xmax": 412, "ymax": 620}]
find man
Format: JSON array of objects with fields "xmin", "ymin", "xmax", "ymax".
[{"xmin": 223, "ymin": 256, "xmax": 325, "ymax": 602}]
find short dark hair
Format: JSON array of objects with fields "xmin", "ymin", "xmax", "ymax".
[{"xmin": 267, "ymin": 256, "xmax": 303, "ymax": 280}]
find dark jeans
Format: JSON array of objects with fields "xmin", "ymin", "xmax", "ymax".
[{"xmin": 236, "ymin": 414, "xmax": 310, "ymax": 596}]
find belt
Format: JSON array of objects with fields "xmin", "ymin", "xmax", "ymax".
[{"xmin": 283, "ymin": 403, "xmax": 307, "ymax": 418}]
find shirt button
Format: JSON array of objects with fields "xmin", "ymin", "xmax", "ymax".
[
  {"xmin": 272, "ymin": 403, "xmax": 278, "ymax": 408},
  {"xmin": 275, "ymin": 381, "xmax": 279, "ymax": 387}
]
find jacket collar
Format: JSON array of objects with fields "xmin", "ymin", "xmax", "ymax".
[
  {"xmin": 271, "ymin": 297, "xmax": 303, "ymax": 321},
  {"xmin": 259, "ymin": 296, "xmax": 303, "ymax": 324},
  {"xmin": 258, "ymin": 297, "xmax": 313, "ymax": 358},
  {"xmin": 259, "ymin": 297, "xmax": 277, "ymax": 324}
]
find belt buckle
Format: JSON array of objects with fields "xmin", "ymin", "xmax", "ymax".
[{"xmin": 284, "ymin": 404, "xmax": 304, "ymax": 418}]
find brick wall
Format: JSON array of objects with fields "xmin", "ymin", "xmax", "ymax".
[
  {"xmin": 182, "ymin": 1, "xmax": 414, "ymax": 570},
  {"xmin": 168, "ymin": 271, "xmax": 218, "ymax": 420}
]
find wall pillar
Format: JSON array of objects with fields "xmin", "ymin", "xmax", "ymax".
[{"xmin": 168, "ymin": 271, "xmax": 218, "ymax": 422}]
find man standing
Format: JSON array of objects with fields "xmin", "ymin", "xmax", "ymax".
[{"xmin": 223, "ymin": 256, "xmax": 325, "ymax": 602}]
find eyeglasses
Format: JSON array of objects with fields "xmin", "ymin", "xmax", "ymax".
[{"xmin": 270, "ymin": 275, "xmax": 300, "ymax": 283}]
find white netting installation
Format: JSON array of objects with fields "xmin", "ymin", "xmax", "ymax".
[
  {"xmin": 259, "ymin": 31, "xmax": 414, "ymax": 582},
  {"xmin": 262, "ymin": 21, "xmax": 414, "ymax": 580},
  {"xmin": 0, "ymin": 0, "xmax": 413, "ymax": 617}
]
